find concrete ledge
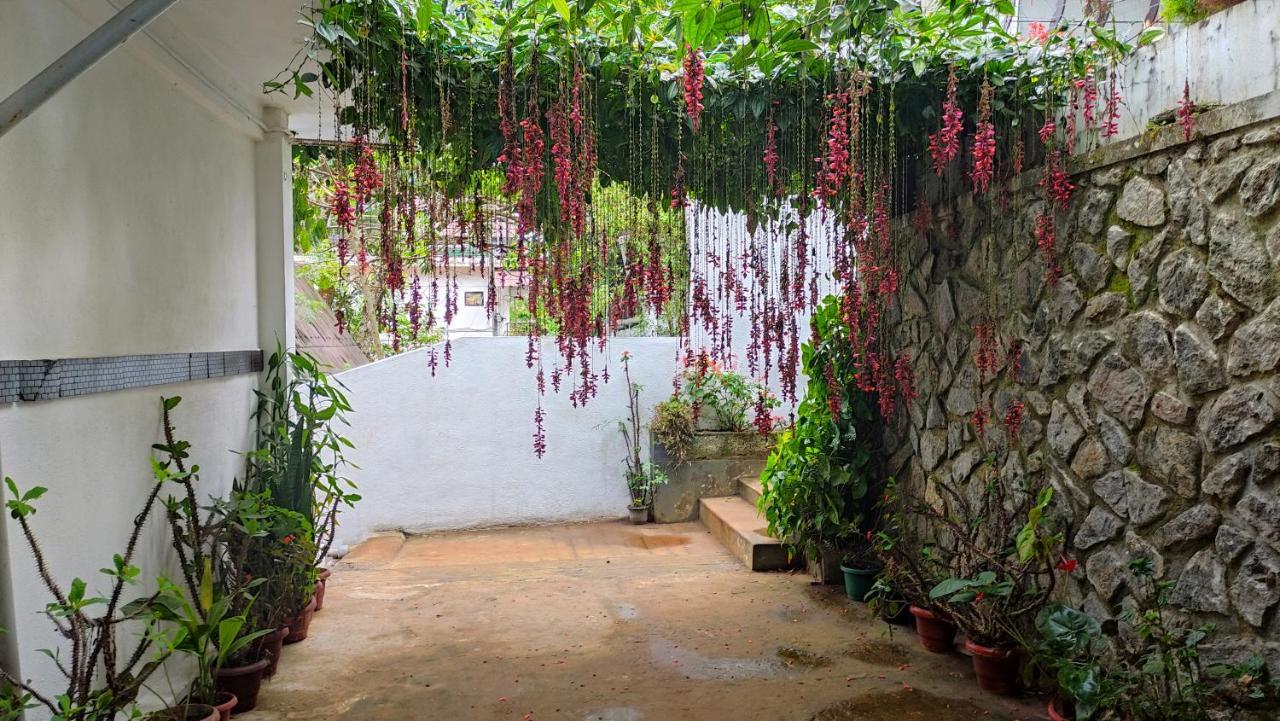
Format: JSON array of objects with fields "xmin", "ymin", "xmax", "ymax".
[{"xmin": 651, "ymin": 432, "xmax": 772, "ymax": 523}]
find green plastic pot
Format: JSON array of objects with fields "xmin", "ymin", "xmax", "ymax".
[{"xmin": 839, "ymin": 565, "xmax": 877, "ymax": 601}]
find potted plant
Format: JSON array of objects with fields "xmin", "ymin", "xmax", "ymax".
[
  {"xmin": 839, "ymin": 539, "xmax": 880, "ymax": 602},
  {"xmin": 759, "ymin": 296, "xmax": 882, "ymax": 583},
  {"xmin": 147, "ymin": 578, "xmax": 273, "ymax": 721},
  {"xmin": 152, "ymin": 399, "xmax": 288, "ymax": 712},
  {"xmin": 649, "ymin": 397, "xmax": 696, "ymax": 465},
  {"xmin": 146, "ymin": 705, "xmax": 219, "ymax": 721},
  {"xmin": 1034, "ymin": 558, "xmax": 1279, "ymax": 720},
  {"xmin": 675, "ymin": 351, "xmax": 772, "ymax": 432},
  {"xmin": 924, "ymin": 486, "xmax": 1061, "ymax": 694},
  {"xmin": 618, "ymin": 351, "xmax": 668, "ymax": 523},
  {"xmin": 1, "ymin": 479, "xmax": 175, "ymax": 721}
]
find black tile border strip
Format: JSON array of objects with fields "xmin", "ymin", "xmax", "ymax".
[{"xmin": 0, "ymin": 351, "xmax": 263, "ymax": 404}]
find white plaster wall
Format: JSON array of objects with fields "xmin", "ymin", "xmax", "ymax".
[
  {"xmin": 331, "ymin": 337, "xmax": 679, "ymax": 549},
  {"xmin": 0, "ymin": 0, "xmax": 261, "ymax": 710},
  {"xmin": 1088, "ymin": 0, "xmax": 1280, "ymax": 149},
  {"xmin": 687, "ymin": 202, "xmax": 839, "ymax": 418}
]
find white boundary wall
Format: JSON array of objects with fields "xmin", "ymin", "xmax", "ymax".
[
  {"xmin": 331, "ymin": 337, "xmax": 680, "ymax": 550},
  {"xmin": 0, "ymin": 1, "xmax": 290, "ymax": 713}
]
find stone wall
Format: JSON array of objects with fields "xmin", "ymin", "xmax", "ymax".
[{"xmin": 885, "ymin": 105, "xmax": 1280, "ymax": 667}]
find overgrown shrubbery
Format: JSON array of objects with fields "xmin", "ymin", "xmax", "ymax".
[{"xmin": 759, "ymin": 295, "xmax": 881, "ymax": 563}]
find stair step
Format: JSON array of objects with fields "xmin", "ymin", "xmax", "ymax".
[
  {"xmin": 699, "ymin": 496, "xmax": 789, "ymax": 571},
  {"xmin": 738, "ymin": 477, "xmax": 764, "ymax": 507}
]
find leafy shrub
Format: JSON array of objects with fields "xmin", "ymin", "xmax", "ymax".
[{"xmin": 759, "ymin": 295, "xmax": 880, "ymax": 561}]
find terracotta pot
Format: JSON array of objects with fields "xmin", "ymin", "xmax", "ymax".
[
  {"xmin": 1047, "ymin": 695, "xmax": 1072, "ymax": 721},
  {"xmin": 284, "ymin": 595, "xmax": 319, "ymax": 644},
  {"xmin": 255, "ymin": 625, "xmax": 289, "ymax": 677},
  {"xmin": 149, "ymin": 705, "xmax": 218, "ymax": 721},
  {"xmin": 215, "ymin": 658, "xmax": 270, "ymax": 713},
  {"xmin": 314, "ymin": 568, "xmax": 333, "ymax": 612},
  {"xmin": 964, "ymin": 639, "xmax": 1022, "ymax": 695},
  {"xmin": 908, "ymin": 605, "xmax": 956, "ymax": 653},
  {"xmin": 212, "ymin": 691, "xmax": 237, "ymax": 721}
]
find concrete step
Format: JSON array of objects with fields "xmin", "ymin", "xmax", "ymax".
[
  {"xmin": 699, "ymin": 495, "xmax": 789, "ymax": 571},
  {"xmin": 738, "ymin": 477, "xmax": 764, "ymax": 507}
]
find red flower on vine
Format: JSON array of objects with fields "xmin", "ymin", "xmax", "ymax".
[
  {"xmin": 533, "ymin": 405, "xmax": 547, "ymax": 458},
  {"xmin": 1102, "ymin": 71, "xmax": 1121, "ymax": 138},
  {"xmin": 928, "ymin": 68, "xmax": 964, "ymax": 175},
  {"xmin": 1057, "ymin": 557, "xmax": 1079, "ymax": 573},
  {"xmin": 1178, "ymin": 80, "xmax": 1196, "ymax": 142},
  {"xmin": 682, "ymin": 46, "xmax": 705, "ymax": 133},
  {"xmin": 1003, "ymin": 399, "xmax": 1025, "ymax": 440},
  {"xmin": 894, "ymin": 353, "xmax": 917, "ymax": 404},
  {"xmin": 971, "ymin": 403, "xmax": 989, "ymax": 440},
  {"xmin": 969, "ymin": 80, "xmax": 996, "ymax": 194}
]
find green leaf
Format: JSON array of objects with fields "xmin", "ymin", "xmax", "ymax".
[
  {"xmin": 778, "ymin": 38, "xmax": 819, "ymax": 53},
  {"xmin": 551, "ymin": 0, "xmax": 572, "ymax": 23},
  {"xmin": 929, "ymin": 577, "xmax": 971, "ymax": 599}
]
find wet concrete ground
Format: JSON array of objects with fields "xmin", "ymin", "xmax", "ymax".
[{"xmin": 248, "ymin": 521, "xmax": 1047, "ymax": 721}]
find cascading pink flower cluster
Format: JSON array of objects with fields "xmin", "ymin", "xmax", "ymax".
[
  {"xmin": 969, "ymin": 80, "xmax": 996, "ymax": 194},
  {"xmin": 928, "ymin": 68, "xmax": 963, "ymax": 175},
  {"xmin": 682, "ymin": 46, "xmax": 704, "ymax": 133},
  {"xmin": 532, "ymin": 406, "xmax": 547, "ymax": 458},
  {"xmin": 1003, "ymin": 399, "xmax": 1025, "ymax": 441},
  {"xmin": 1081, "ymin": 74, "xmax": 1098, "ymax": 128},
  {"xmin": 1102, "ymin": 70, "xmax": 1121, "ymax": 138},
  {"xmin": 1178, "ymin": 81, "xmax": 1196, "ymax": 142},
  {"xmin": 816, "ymin": 91, "xmax": 851, "ymax": 203},
  {"xmin": 353, "ymin": 142, "xmax": 382, "ymax": 207},
  {"xmin": 515, "ymin": 114, "xmax": 545, "ymax": 235},
  {"xmin": 974, "ymin": 323, "xmax": 1000, "ymax": 385}
]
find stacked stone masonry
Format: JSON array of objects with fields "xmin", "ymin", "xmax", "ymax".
[{"xmin": 886, "ymin": 114, "xmax": 1280, "ymax": 671}]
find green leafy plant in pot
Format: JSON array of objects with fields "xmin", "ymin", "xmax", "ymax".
[
  {"xmin": 617, "ymin": 351, "xmax": 667, "ymax": 523},
  {"xmin": 759, "ymin": 295, "xmax": 882, "ymax": 582},
  {"xmin": 924, "ymin": 483, "xmax": 1062, "ymax": 695},
  {"xmin": 649, "ymin": 398, "xmax": 696, "ymax": 466},
  {"xmin": 1035, "ymin": 558, "xmax": 1280, "ymax": 721},
  {"xmin": 1, "ymin": 478, "xmax": 174, "ymax": 721},
  {"xmin": 240, "ymin": 348, "xmax": 358, "ymax": 643},
  {"xmin": 145, "ymin": 577, "xmax": 272, "ymax": 720}
]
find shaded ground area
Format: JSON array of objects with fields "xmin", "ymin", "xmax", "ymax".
[{"xmin": 249, "ymin": 522, "xmax": 1046, "ymax": 721}]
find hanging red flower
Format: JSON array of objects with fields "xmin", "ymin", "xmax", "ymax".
[
  {"xmin": 682, "ymin": 46, "xmax": 705, "ymax": 133},
  {"xmin": 1102, "ymin": 70, "xmax": 1121, "ymax": 138},
  {"xmin": 928, "ymin": 68, "xmax": 964, "ymax": 175},
  {"xmin": 1178, "ymin": 80, "xmax": 1196, "ymax": 142},
  {"xmin": 969, "ymin": 80, "xmax": 996, "ymax": 194},
  {"xmin": 1003, "ymin": 398, "xmax": 1025, "ymax": 440}
]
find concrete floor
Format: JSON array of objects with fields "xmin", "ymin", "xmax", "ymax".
[{"xmin": 248, "ymin": 521, "xmax": 1047, "ymax": 721}]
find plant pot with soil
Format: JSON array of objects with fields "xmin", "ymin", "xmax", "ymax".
[
  {"xmin": 1046, "ymin": 694, "xmax": 1072, "ymax": 721},
  {"xmin": 215, "ymin": 657, "xmax": 271, "ymax": 713},
  {"xmin": 314, "ymin": 567, "xmax": 333, "ymax": 611},
  {"xmin": 964, "ymin": 638, "xmax": 1023, "ymax": 695},
  {"xmin": 285, "ymin": 594, "xmax": 319, "ymax": 644},
  {"xmin": 628, "ymin": 504, "xmax": 649, "ymax": 524},
  {"xmin": 148, "ymin": 704, "xmax": 219, "ymax": 721},
  {"xmin": 908, "ymin": 605, "xmax": 956, "ymax": 653},
  {"xmin": 255, "ymin": 625, "xmax": 290, "ymax": 676},
  {"xmin": 838, "ymin": 546, "xmax": 880, "ymax": 601},
  {"xmin": 211, "ymin": 691, "xmax": 238, "ymax": 721}
]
